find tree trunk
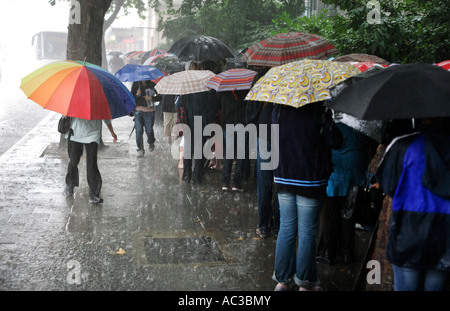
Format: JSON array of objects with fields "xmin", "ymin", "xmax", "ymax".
[
  {"xmin": 66, "ymin": 0, "xmax": 112, "ymax": 66},
  {"xmin": 60, "ymin": 0, "xmax": 113, "ymax": 149}
]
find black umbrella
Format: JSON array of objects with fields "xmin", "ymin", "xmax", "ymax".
[
  {"xmin": 168, "ymin": 35, "xmax": 237, "ymax": 62},
  {"xmin": 327, "ymin": 63, "xmax": 450, "ymax": 120}
]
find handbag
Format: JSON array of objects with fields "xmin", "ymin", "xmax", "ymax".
[
  {"xmin": 58, "ymin": 116, "xmax": 72, "ymax": 134},
  {"xmin": 341, "ymin": 169, "xmax": 385, "ymax": 227}
]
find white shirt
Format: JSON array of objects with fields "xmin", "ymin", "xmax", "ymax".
[{"xmin": 68, "ymin": 118, "xmax": 111, "ymax": 145}]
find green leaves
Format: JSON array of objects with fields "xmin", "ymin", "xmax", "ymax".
[{"xmin": 274, "ymin": 0, "xmax": 450, "ymax": 64}]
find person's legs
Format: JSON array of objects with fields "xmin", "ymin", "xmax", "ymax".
[
  {"xmin": 144, "ymin": 111, "xmax": 156, "ymax": 150},
  {"xmin": 393, "ymin": 265, "xmax": 422, "ymax": 291},
  {"xmin": 256, "ymin": 139, "xmax": 276, "ymax": 236},
  {"xmin": 340, "ymin": 197, "xmax": 356, "ymax": 263},
  {"xmin": 135, "ymin": 112, "xmax": 145, "ymax": 155},
  {"xmin": 65, "ymin": 140, "xmax": 83, "ymax": 195},
  {"xmin": 316, "ymin": 197, "xmax": 338, "ymax": 264},
  {"xmin": 294, "ymin": 195, "xmax": 322, "ymax": 290},
  {"xmin": 273, "ymin": 192, "xmax": 297, "ymax": 287},
  {"xmin": 222, "ymin": 131, "xmax": 233, "ymax": 189},
  {"xmin": 423, "ymin": 269, "xmax": 449, "ymax": 291},
  {"xmin": 192, "ymin": 136, "xmax": 206, "ymax": 184},
  {"xmin": 232, "ymin": 132, "xmax": 247, "ymax": 190},
  {"xmin": 85, "ymin": 142, "xmax": 102, "ymax": 202}
]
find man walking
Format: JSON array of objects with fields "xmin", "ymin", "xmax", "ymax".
[{"xmin": 65, "ymin": 118, "xmax": 118, "ymax": 204}]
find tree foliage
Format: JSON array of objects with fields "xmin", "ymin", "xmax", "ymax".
[
  {"xmin": 276, "ymin": 0, "xmax": 450, "ymax": 64},
  {"xmin": 148, "ymin": 0, "xmax": 306, "ymax": 50}
]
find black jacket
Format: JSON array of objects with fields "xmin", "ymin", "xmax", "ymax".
[{"xmin": 272, "ymin": 102, "xmax": 342, "ymax": 198}]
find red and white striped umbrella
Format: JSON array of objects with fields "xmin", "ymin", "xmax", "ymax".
[
  {"xmin": 348, "ymin": 61, "xmax": 389, "ymax": 72},
  {"xmin": 155, "ymin": 70, "xmax": 215, "ymax": 95},
  {"xmin": 437, "ymin": 60, "xmax": 450, "ymax": 71},
  {"xmin": 244, "ymin": 32, "xmax": 338, "ymax": 68},
  {"xmin": 206, "ymin": 68, "xmax": 257, "ymax": 92}
]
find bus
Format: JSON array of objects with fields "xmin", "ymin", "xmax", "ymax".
[{"xmin": 31, "ymin": 31, "xmax": 67, "ymax": 62}]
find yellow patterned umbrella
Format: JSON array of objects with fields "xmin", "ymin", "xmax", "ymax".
[{"xmin": 245, "ymin": 59, "xmax": 361, "ymax": 108}]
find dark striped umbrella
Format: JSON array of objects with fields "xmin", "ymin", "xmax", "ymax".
[
  {"xmin": 244, "ymin": 32, "xmax": 338, "ymax": 68},
  {"xmin": 206, "ymin": 68, "xmax": 257, "ymax": 92}
]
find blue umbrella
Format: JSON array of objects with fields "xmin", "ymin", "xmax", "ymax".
[{"xmin": 115, "ymin": 64, "xmax": 165, "ymax": 82}]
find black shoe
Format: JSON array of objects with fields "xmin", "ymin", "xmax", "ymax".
[
  {"xmin": 149, "ymin": 144, "xmax": 155, "ymax": 152},
  {"xmin": 65, "ymin": 186, "xmax": 74, "ymax": 197},
  {"xmin": 89, "ymin": 196, "xmax": 103, "ymax": 204}
]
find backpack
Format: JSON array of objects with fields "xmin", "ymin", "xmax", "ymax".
[{"xmin": 58, "ymin": 115, "xmax": 72, "ymax": 134}]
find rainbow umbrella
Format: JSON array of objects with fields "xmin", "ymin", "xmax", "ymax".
[
  {"xmin": 206, "ymin": 68, "xmax": 257, "ymax": 92},
  {"xmin": 20, "ymin": 60, "xmax": 135, "ymax": 120}
]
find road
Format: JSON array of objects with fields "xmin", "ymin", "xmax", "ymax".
[{"xmin": 0, "ymin": 78, "xmax": 49, "ymax": 156}]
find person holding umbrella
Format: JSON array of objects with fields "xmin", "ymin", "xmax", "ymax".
[
  {"xmin": 65, "ymin": 118, "xmax": 118, "ymax": 204},
  {"xmin": 271, "ymin": 103, "xmax": 342, "ymax": 291},
  {"xmin": 375, "ymin": 117, "xmax": 450, "ymax": 291},
  {"xmin": 131, "ymin": 80, "xmax": 158, "ymax": 157},
  {"xmin": 20, "ymin": 60, "xmax": 136, "ymax": 205}
]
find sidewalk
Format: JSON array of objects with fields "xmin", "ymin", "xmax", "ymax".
[{"xmin": 0, "ymin": 112, "xmax": 372, "ymax": 291}]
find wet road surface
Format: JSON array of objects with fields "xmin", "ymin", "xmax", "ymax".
[{"xmin": 0, "ymin": 112, "xmax": 372, "ymax": 291}]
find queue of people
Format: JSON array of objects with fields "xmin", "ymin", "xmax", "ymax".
[{"xmin": 69, "ymin": 57, "xmax": 448, "ymax": 292}]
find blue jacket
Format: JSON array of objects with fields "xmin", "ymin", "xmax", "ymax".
[
  {"xmin": 272, "ymin": 103, "xmax": 342, "ymax": 198},
  {"xmin": 376, "ymin": 131, "xmax": 450, "ymax": 271},
  {"xmin": 327, "ymin": 123, "xmax": 371, "ymax": 197}
]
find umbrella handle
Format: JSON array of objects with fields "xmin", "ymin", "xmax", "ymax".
[{"xmin": 129, "ymin": 126, "xmax": 135, "ymax": 139}]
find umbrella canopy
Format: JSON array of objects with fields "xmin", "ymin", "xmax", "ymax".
[
  {"xmin": 333, "ymin": 53, "xmax": 391, "ymax": 66},
  {"xmin": 437, "ymin": 60, "xmax": 450, "ymax": 71},
  {"xmin": 225, "ymin": 56, "xmax": 247, "ymax": 70},
  {"xmin": 125, "ymin": 51, "xmax": 145, "ymax": 64},
  {"xmin": 20, "ymin": 60, "xmax": 135, "ymax": 120},
  {"xmin": 114, "ymin": 64, "xmax": 165, "ymax": 82},
  {"xmin": 206, "ymin": 68, "xmax": 257, "ymax": 92},
  {"xmin": 140, "ymin": 49, "xmax": 168, "ymax": 63},
  {"xmin": 244, "ymin": 32, "xmax": 339, "ymax": 68},
  {"xmin": 347, "ymin": 61, "xmax": 388, "ymax": 72},
  {"xmin": 143, "ymin": 53, "xmax": 186, "ymax": 74},
  {"xmin": 328, "ymin": 63, "xmax": 450, "ymax": 120},
  {"xmin": 329, "ymin": 66, "xmax": 388, "ymax": 143},
  {"xmin": 155, "ymin": 70, "xmax": 215, "ymax": 95},
  {"xmin": 168, "ymin": 35, "xmax": 237, "ymax": 62},
  {"xmin": 245, "ymin": 59, "xmax": 361, "ymax": 108},
  {"xmin": 143, "ymin": 53, "xmax": 178, "ymax": 66}
]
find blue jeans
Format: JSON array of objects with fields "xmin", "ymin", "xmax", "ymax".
[
  {"xmin": 256, "ymin": 139, "xmax": 279, "ymax": 235},
  {"xmin": 393, "ymin": 265, "xmax": 449, "ymax": 291},
  {"xmin": 273, "ymin": 192, "xmax": 322, "ymax": 289},
  {"xmin": 135, "ymin": 111, "xmax": 155, "ymax": 151}
]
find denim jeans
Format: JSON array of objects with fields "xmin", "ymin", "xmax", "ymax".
[
  {"xmin": 135, "ymin": 111, "xmax": 155, "ymax": 151},
  {"xmin": 256, "ymin": 139, "xmax": 279, "ymax": 235},
  {"xmin": 393, "ymin": 265, "xmax": 449, "ymax": 291},
  {"xmin": 273, "ymin": 192, "xmax": 322, "ymax": 289}
]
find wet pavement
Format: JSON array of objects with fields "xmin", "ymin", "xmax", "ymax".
[{"xmin": 0, "ymin": 112, "xmax": 373, "ymax": 291}]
